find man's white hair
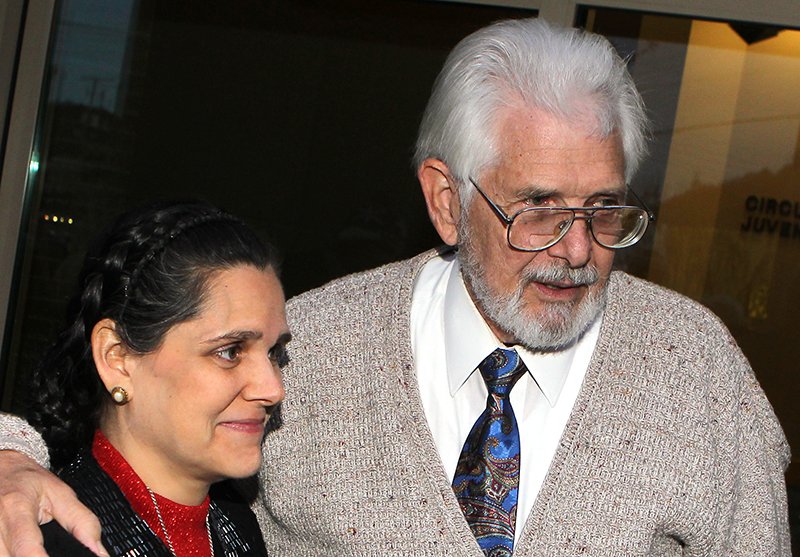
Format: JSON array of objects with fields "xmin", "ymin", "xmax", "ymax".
[{"xmin": 414, "ymin": 18, "xmax": 649, "ymax": 205}]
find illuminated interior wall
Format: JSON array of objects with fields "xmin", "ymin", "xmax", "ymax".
[
  {"xmin": 647, "ymin": 21, "xmax": 746, "ymax": 297},
  {"xmin": 704, "ymin": 27, "xmax": 800, "ymax": 475}
]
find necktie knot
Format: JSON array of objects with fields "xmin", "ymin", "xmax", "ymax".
[
  {"xmin": 479, "ymin": 347, "xmax": 526, "ymax": 397},
  {"xmin": 453, "ymin": 346, "xmax": 527, "ymax": 556}
]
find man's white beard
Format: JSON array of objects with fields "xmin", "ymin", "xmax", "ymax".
[{"xmin": 459, "ymin": 231, "xmax": 607, "ymax": 352}]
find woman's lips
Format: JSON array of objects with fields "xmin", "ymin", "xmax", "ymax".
[{"xmin": 218, "ymin": 419, "xmax": 265, "ymax": 434}]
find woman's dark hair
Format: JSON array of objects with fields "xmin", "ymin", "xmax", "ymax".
[{"xmin": 26, "ymin": 200, "xmax": 280, "ymax": 469}]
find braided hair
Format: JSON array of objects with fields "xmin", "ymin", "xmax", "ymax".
[{"xmin": 26, "ymin": 200, "xmax": 280, "ymax": 470}]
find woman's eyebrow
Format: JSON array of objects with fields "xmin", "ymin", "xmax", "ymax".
[{"xmin": 203, "ymin": 330, "xmax": 263, "ymax": 344}]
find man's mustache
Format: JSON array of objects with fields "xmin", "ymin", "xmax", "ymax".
[{"xmin": 522, "ymin": 263, "xmax": 600, "ymax": 287}]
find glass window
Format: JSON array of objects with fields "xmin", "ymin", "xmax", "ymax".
[{"xmin": 0, "ymin": 0, "xmax": 536, "ymax": 412}]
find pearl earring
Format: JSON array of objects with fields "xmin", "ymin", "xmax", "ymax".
[{"xmin": 110, "ymin": 386, "xmax": 129, "ymax": 405}]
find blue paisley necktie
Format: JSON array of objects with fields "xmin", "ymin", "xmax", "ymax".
[{"xmin": 452, "ymin": 347, "xmax": 527, "ymax": 557}]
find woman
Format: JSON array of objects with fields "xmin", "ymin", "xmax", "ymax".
[{"xmin": 26, "ymin": 201, "xmax": 288, "ymax": 556}]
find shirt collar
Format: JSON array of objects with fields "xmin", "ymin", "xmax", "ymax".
[
  {"xmin": 443, "ymin": 260, "xmax": 499, "ymax": 396},
  {"xmin": 443, "ymin": 259, "xmax": 599, "ymax": 407}
]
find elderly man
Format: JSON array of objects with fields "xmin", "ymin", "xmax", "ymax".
[{"xmin": 0, "ymin": 17, "xmax": 790, "ymax": 557}]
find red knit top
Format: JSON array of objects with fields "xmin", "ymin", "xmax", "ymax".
[{"xmin": 92, "ymin": 430, "xmax": 213, "ymax": 557}]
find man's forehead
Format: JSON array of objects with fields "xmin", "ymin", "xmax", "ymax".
[{"xmin": 490, "ymin": 182, "xmax": 626, "ymax": 207}]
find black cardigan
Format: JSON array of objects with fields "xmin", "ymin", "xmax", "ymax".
[{"xmin": 41, "ymin": 452, "xmax": 267, "ymax": 556}]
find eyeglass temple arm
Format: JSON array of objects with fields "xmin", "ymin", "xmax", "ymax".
[
  {"xmin": 626, "ymin": 186, "xmax": 656, "ymax": 221},
  {"xmin": 469, "ymin": 177, "xmax": 514, "ymax": 225}
]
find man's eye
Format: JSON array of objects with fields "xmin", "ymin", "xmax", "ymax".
[
  {"xmin": 526, "ymin": 195, "xmax": 551, "ymax": 207},
  {"xmin": 592, "ymin": 196, "xmax": 623, "ymax": 208},
  {"xmin": 269, "ymin": 344, "xmax": 289, "ymax": 368},
  {"xmin": 215, "ymin": 345, "xmax": 242, "ymax": 363}
]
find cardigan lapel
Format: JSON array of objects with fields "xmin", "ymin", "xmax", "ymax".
[{"xmin": 388, "ymin": 248, "xmax": 510, "ymax": 556}]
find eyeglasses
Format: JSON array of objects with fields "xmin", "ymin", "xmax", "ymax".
[{"xmin": 469, "ymin": 178, "xmax": 655, "ymax": 252}]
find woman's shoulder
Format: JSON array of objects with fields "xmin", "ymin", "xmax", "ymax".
[
  {"xmin": 41, "ymin": 520, "xmax": 97, "ymax": 557},
  {"xmin": 211, "ymin": 480, "xmax": 269, "ymax": 556}
]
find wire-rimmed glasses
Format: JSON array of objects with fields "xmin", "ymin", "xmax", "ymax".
[{"xmin": 469, "ymin": 178, "xmax": 655, "ymax": 252}]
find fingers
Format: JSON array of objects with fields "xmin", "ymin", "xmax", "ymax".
[
  {"xmin": 0, "ymin": 451, "xmax": 107, "ymax": 557},
  {"xmin": 0, "ymin": 451, "xmax": 50, "ymax": 557},
  {"xmin": 0, "ymin": 489, "xmax": 48, "ymax": 557},
  {"xmin": 44, "ymin": 478, "xmax": 107, "ymax": 557}
]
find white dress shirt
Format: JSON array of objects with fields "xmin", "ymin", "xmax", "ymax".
[{"xmin": 410, "ymin": 252, "xmax": 601, "ymax": 543}]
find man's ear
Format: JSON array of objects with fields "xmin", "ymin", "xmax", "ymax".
[
  {"xmin": 91, "ymin": 318, "xmax": 134, "ymax": 398},
  {"xmin": 418, "ymin": 158, "xmax": 461, "ymax": 246}
]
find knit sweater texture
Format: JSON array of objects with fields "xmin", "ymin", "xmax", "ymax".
[
  {"xmin": 253, "ymin": 249, "xmax": 790, "ymax": 556},
  {"xmin": 1, "ymin": 250, "xmax": 791, "ymax": 555}
]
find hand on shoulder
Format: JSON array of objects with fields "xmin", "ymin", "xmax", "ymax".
[{"xmin": 0, "ymin": 450, "xmax": 106, "ymax": 557}]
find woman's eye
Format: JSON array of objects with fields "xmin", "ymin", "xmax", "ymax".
[{"xmin": 215, "ymin": 344, "xmax": 242, "ymax": 363}]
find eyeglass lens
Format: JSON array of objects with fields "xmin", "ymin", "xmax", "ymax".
[{"xmin": 509, "ymin": 207, "xmax": 648, "ymax": 250}]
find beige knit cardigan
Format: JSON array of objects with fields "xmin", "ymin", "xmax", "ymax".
[{"xmin": 1, "ymin": 250, "xmax": 791, "ymax": 556}]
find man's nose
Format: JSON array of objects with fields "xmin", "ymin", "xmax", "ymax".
[{"xmin": 545, "ymin": 216, "xmax": 593, "ymax": 268}]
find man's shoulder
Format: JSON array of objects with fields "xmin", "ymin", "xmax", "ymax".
[
  {"xmin": 606, "ymin": 270, "xmax": 738, "ymax": 347},
  {"xmin": 608, "ymin": 270, "xmax": 718, "ymax": 321},
  {"xmin": 286, "ymin": 248, "xmax": 441, "ymax": 316}
]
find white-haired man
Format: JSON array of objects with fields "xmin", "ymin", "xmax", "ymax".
[{"xmin": 0, "ymin": 18, "xmax": 790, "ymax": 557}]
